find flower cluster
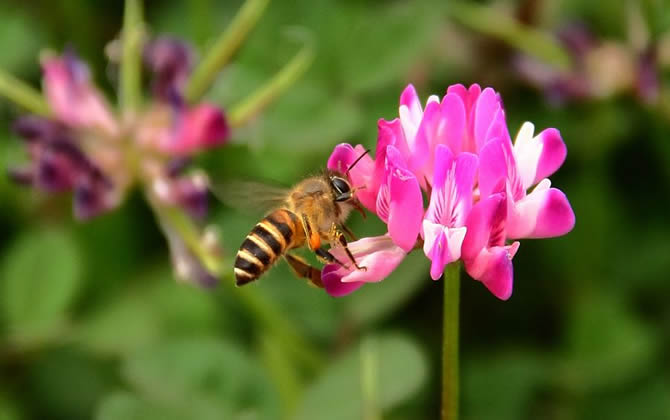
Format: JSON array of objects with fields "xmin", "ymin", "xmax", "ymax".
[
  {"xmin": 324, "ymin": 84, "xmax": 575, "ymax": 300},
  {"xmin": 8, "ymin": 40, "xmax": 229, "ymax": 285}
]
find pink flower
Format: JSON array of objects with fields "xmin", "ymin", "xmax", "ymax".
[
  {"xmin": 323, "ymin": 83, "xmax": 574, "ymax": 300},
  {"xmin": 323, "ymin": 235, "xmax": 406, "ymax": 297},
  {"xmin": 479, "ymin": 122, "xmax": 575, "ymax": 239},
  {"xmin": 422, "ymin": 145, "xmax": 478, "ymax": 279},
  {"xmin": 42, "ymin": 52, "xmax": 119, "ymax": 137}
]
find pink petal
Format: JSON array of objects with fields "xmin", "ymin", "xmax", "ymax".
[
  {"xmin": 327, "ymin": 143, "xmax": 377, "ymax": 213},
  {"xmin": 42, "ymin": 54, "xmax": 118, "ymax": 136},
  {"xmin": 439, "ymin": 93, "xmax": 466, "ymax": 155},
  {"xmin": 323, "ymin": 264, "xmax": 365, "ymax": 297},
  {"xmin": 166, "ymin": 103, "xmax": 229, "ymax": 155},
  {"xmin": 423, "ymin": 221, "xmax": 466, "ymax": 280},
  {"xmin": 385, "ymin": 146, "xmax": 424, "ymax": 252},
  {"xmin": 424, "ymin": 144, "xmax": 455, "ymax": 224},
  {"xmin": 474, "ymin": 88, "xmax": 502, "ymax": 150},
  {"xmin": 461, "ymin": 193, "xmax": 506, "ymax": 262},
  {"xmin": 506, "ymin": 179, "xmax": 576, "ymax": 239},
  {"xmin": 399, "ymin": 84, "xmax": 422, "ymax": 123},
  {"xmin": 535, "ymin": 128, "xmax": 567, "ymax": 184},
  {"xmin": 451, "ymin": 152, "xmax": 479, "ymax": 225},
  {"xmin": 323, "ymin": 236, "xmax": 407, "ymax": 296},
  {"xmin": 464, "ymin": 243, "xmax": 519, "ymax": 300},
  {"xmin": 513, "ymin": 123, "xmax": 567, "ymax": 190},
  {"xmin": 478, "ymin": 137, "xmax": 511, "ymax": 199},
  {"xmin": 410, "ymin": 100, "xmax": 441, "ymax": 180}
]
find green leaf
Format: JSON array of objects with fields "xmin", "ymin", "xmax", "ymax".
[
  {"xmin": 28, "ymin": 347, "xmax": 112, "ymax": 420},
  {"xmin": 1, "ymin": 228, "xmax": 82, "ymax": 340},
  {"xmin": 121, "ymin": 337, "xmax": 280, "ymax": 419},
  {"xmin": 295, "ymin": 333, "xmax": 427, "ymax": 420},
  {"xmin": 74, "ymin": 268, "xmax": 222, "ymax": 357}
]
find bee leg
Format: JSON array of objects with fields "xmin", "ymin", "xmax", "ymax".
[
  {"xmin": 330, "ymin": 224, "xmax": 367, "ymax": 271},
  {"xmin": 315, "ymin": 248, "xmax": 349, "ymax": 269},
  {"xmin": 285, "ymin": 254, "xmax": 323, "ymax": 288},
  {"xmin": 301, "ymin": 213, "xmax": 322, "ymax": 252}
]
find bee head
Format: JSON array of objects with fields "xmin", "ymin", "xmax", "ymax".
[{"xmin": 330, "ymin": 176, "xmax": 352, "ymax": 202}]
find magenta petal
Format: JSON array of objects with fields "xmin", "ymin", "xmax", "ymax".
[
  {"xmin": 410, "ymin": 100, "xmax": 442, "ymax": 180},
  {"xmin": 327, "ymin": 143, "xmax": 377, "ymax": 213},
  {"xmin": 461, "ymin": 193, "xmax": 506, "ymax": 261},
  {"xmin": 507, "ymin": 180, "xmax": 575, "ymax": 239},
  {"xmin": 168, "ymin": 103, "xmax": 229, "ymax": 155},
  {"xmin": 42, "ymin": 54, "xmax": 118, "ymax": 136},
  {"xmin": 323, "ymin": 264, "xmax": 365, "ymax": 297},
  {"xmin": 439, "ymin": 93, "xmax": 466, "ymax": 155},
  {"xmin": 474, "ymin": 88, "xmax": 501, "ymax": 149},
  {"xmin": 465, "ymin": 245, "xmax": 516, "ymax": 300},
  {"xmin": 424, "ymin": 144, "xmax": 455, "ymax": 224},
  {"xmin": 327, "ymin": 143, "xmax": 357, "ymax": 173},
  {"xmin": 535, "ymin": 128, "xmax": 567, "ymax": 184},
  {"xmin": 324, "ymin": 236, "xmax": 407, "ymax": 292},
  {"xmin": 399, "ymin": 84, "xmax": 422, "ymax": 122},
  {"xmin": 385, "ymin": 146, "xmax": 424, "ymax": 252},
  {"xmin": 478, "ymin": 137, "xmax": 510, "ymax": 199}
]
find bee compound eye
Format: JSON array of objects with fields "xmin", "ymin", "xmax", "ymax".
[{"xmin": 331, "ymin": 177, "xmax": 351, "ymax": 195}]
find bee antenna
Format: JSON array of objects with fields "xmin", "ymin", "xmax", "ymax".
[{"xmin": 345, "ymin": 149, "xmax": 371, "ymax": 176}]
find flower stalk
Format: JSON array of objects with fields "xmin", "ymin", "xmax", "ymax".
[
  {"xmin": 228, "ymin": 37, "xmax": 314, "ymax": 128},
  {"xmin": 186, "ymin": 0, "xmax": 271, "ymax": 102},
  {"xmin": 119, "ymin": 0, "xmax": 144, "ymax": 111},
  {"xmin": 0, "ymin": 68, "xmax": 50, "ymax": 116},
  {"xmin": 442, "ymin": 262, "xmax": 460, "ymax": 420}
]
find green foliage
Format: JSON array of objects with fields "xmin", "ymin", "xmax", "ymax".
[
  {"xmin": 295, "ymin": 333, "xmax": 427, "ymax": 420},
  {"xmin": 1, "ymin": 228, "xmax": 82, "ymax": 342}
]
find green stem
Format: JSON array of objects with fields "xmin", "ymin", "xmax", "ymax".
[
  {"xmin": 228, "ymin": 38, "xmax": 314, "ymax": 128},
  {"xmin": 361, "ymin": 336, "xmax": 381, "ymax": 420},
  {"xmin": 442, "ymin": 262, "xmax": 460, "ymax": 420},
  {"xmin": 119, "ymin": 0, "xmax": 144, "ymax": 111},
  {"xmin": 259, "ymin": 332, "xmax": 302, "ymax": 419},
  {"xmin": 0, "ymin": 68, "xmax": 50, "ymax": 115},
  {"xmin": 185, "ymin": 0, "xmax": 271, "ymax": 102}
]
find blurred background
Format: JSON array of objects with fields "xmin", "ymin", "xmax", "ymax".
[{"xmin": 1, "ymin": 0, "xmax": 669, "ymax": 419}]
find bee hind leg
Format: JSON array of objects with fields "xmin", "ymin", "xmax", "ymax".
[{"xmin": 285, "ymin": 254, "xmax": 323, "ymax": 288}]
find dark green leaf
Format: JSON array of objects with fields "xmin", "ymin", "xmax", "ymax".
[{"xmin": 1, "ymin": 228, "xmax": 82, "ymax": 339}]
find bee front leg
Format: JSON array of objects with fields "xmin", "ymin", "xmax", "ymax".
[
  {"xmin": 330, "ymin": 223, "xmax": 367, "ymax": 271},
  {"xmin": 285, "ymin": 254, "xmax": 323, "ymax": 288}
]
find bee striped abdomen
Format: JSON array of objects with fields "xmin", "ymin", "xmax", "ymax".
[{"xmin": 234, "ymin": 209, "xmax": 301, "ymax": 285}]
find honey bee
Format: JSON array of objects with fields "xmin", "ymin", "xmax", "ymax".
[{"xmin": 231, "ymin": 151, "xmax": 370, "ymax": 288}]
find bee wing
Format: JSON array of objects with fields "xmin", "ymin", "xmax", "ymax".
[{"xmin": 211, "ymin": 180, "xmax": 289, "ymax": 215}]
